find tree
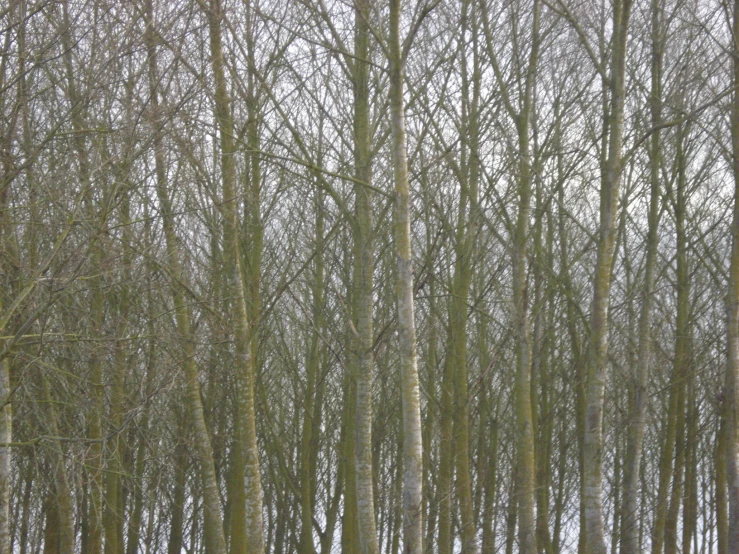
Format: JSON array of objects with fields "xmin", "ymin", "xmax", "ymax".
[{"xmin": 389, "ymin": 1, "xmax": 425, "ymax": 552}]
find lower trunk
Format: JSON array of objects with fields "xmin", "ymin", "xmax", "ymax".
[
  {"xmin": 481, "ymin": 420, "xmax": 498, "ymax": 554},
  {"xmin": 41, "ymin": 373, "xmax": 75, "ymax": 553},
  {"xmin": 437, "ymin": 348, "xmax": 453, "ymax": 554},
  {"xmin": 0, "ymin": 357, "xmax": 9, "ymax": 554},
  {"xmin": 43, "ymin": 492, "xmax": 59, "ymax": 554},
  {"xmin": 717, "ymin": 411, "xmax": 728, "ymax": 554},
  {"xmin": 682, "ymin": 384, "xmax": 698, "ymax": 554},
  {"xmin": 19, "ymin": 462, "xmax": 32, "ymax": 554},
  {"xmin": 505, "ymin": 474, "xmax": 517, "ymax": 554},
  {"xmin": 341, "ymin": 373, "xmax": 360, "ymax": 554},
  {"xmin": 126, "ymin": 422, "xmax": 148, "ymax": 554},
  {"xmin": 168, "ymin": 439, "xmax": 187, "ymax": 554}
]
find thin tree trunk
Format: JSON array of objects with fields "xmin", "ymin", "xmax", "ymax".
[
  {"xmin": 620, "ymin": 3, "xmax": 662, "ymax": 552},
  {"xmin": 145, "ymin": 3, "xmax": 228, "ymax": 551},
  {"xmin": 18, "ymin": 461, "xmax": 32, "ymax": 554},
  {"xmin": 423, "ymin": 271, "xmax": 438, "ymax": 554},
  {"xmin": 389, "ymin": 2, "xmax": 424, "ymax": 552},
  {"xmin": 481, "ymin": 417, "xmax": 498, "ymax": 554},
  {"xmin": 511, "ymin": 2, "xmax": 540, "ymax": 548},
  {"xmin": 105, "ymin": 180, "xmax": 131, "ymax": 554},
  {"xmin": 682, "ymin": 381, "xmax": 698, "ymax": 554},
  {"xmin": 438, "ymin": 305, "xmax": 453, "ymax": 554},
  {"xmin": 535, "ymin": 177, "xmax": 555, "ymax": 554},
  {"xmin": 205, "ymin": 1, "xmax": 265, "ymax": 551},
  {"xmin": 717, "ymin": 410, "xmax": 729, "ymax": 554},
  {"xmin": 727, "ymin": 2, "xmax": 739, "ymax": 551},
  {"xmin": 505, "ymin": 472, "xmax": 517, "ymax": 554},
  {"xmin": 451, "ymin": 4, "xmax": 480, "ymax": 551},
  {"xmin": 665, "ymin": 126, "xmax": 690, "ymax": 554},
  {"xmin": 300, "ymin": 187, "xmax": 324, "ymax": 554},
  {"xmin": 0, "ymin": 161, "xmax": 12, "ymax": 554},
  {"xmin": 61, "ymin": 3, "xmax": 104, "ymax": 550},
  {"xmin": 353, "ymin": 3, "xmax": 379, "ymax": 552},
  {"xmin": 40, "ymin": 371, "xmax": 74, "ymax": 552},
  {"xmin": 583, "ymin": 1, "xmax": 632, "ymax": 552},
  {"xmin": 231, "ymin": 5, "xmax": 264, "ymax": 549},
  {"xmin": 126, "ymin": 295, "xmax": 154, "ymax": 554},
  {"xmin": 167, "ymin": 435, "xmax": 187, "ymax": 554},
  {"xmin": 342, "ymin": 367, "xmax": 360, "ymax": 554}
]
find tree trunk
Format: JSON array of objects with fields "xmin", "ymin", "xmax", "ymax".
[
  {"xmin": 511, "ymin": 2, "xmax": 540, "ymax": 550},
  {"xmin": 664, "ymin": 126, "xmax": 690, "ymax": 554},
  {"xmin": 353, "ymin": 3, "xmax": 379, "ymax": 553},
  {"xmin": 205, "ymin": 1, "xmax": 265, "ymax": 551},
  {"xmin": 389, "ymin": 2, "xmax": 424, "ymax": 552},
  {"xmin": 61, "ymin": 2, "xmax": 104, "ymax": 550},
  {"xmin": 146, "ymin": 4, "xmax": 228, "ymax": 551},
  {"xmin": 40, "ymin": 371, "xmax": 74, "ymax": 552},
  {"xmin": 583, "ymin": 2, "xmax": 632, "ymax": 552},
  {"xmin": 620, "ymin": 3, "xmax": 662, "ymax": 552},
  {"xmin": 451, "ymin": 4, "xmax": 480, "ymax": 551},
  {"xmin": 727, "ymin": 3, "xmax": 739, "ymax": 552},
  {"xmin": 717, "ymin": 410, "xmax": 729, "ymax": 554},
  {"xmin": 299, "ymin": 186, "xmax": 324, "ymax": 554}
]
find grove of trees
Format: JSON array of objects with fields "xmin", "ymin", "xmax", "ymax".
[{"xmin": 1, "ymin": 0, "xmax": 739, "ymax": 552}]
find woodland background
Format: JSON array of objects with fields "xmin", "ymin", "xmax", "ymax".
[{"xmin": 1, "ymin": 0, "xmax": 739, "ymax": 553}]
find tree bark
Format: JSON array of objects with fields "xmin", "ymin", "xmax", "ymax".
[
  {"xmin": 727, "ymin": 1, "xmax": 739, "ymax": 551},
  {"xmin": 353, "ymin": 3, "xmax": 379, "ymax": 553},
  {"xmin": 205, "ymin": 1, "xmax": 265, "ymax": 551},
  {"xmin": 582, "ymin": 1, "xmax": 632, "ymax": 552},
  {"xmin": 620, "ymin": 3, "xmax": 662, "ymax": 552},
  {"xmin": 389, "ymin": 2, "xmax": 424, "ymax": 552},
  {"xmin": 511, "ymin": 3, "xmax": 539, "ymax": 551},
  {"xmin": 664, "ymin": 126, "xmax": 690, "ymax": 554},
  {"xmin": 146, "ymin": 3, "xmax": 228, "ymax": 551}
]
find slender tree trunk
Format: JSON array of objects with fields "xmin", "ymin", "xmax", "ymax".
[
  {"xmin": 40, "ymin": 371, "xmax": 74, "ymax": 552},
  {"xmin": 146, "ymin": 3, "xmax": 228, "ymax": 551},
  {"xmin": 727, "ymin": 1, "xmax": 739, "ymax": 551},
  {"xmin": 511, "ymin": 4, "xmax": 539, "ymax": 551},
  {"xmin": 205, "ymin": 1, "xmax": 265, "ymax": 551},
  {"xmin": 167, "ymin": 435, "xmax": 187, "ymax": 554},
  {"xmin": 534, "ymin": 175, "xmax": 554, "ymax": 554},
  {"xmin": 451, "ymin": 5, "xmax": 480, "ymax": 551},
  {"xmin": 478, "ymin": 260, "xmax": 497, "ymax": 554},
  {"xmin": 717, "ymin": 410, "xmax": 729, "ymax": 554},
  {"xmin": 300, "ymin": 187, "xmax": 324, "ymax": 554},
  {"xmin": 653, "ymin": 362, "xmax": 679, "ymax": 554},
  {"xmin": 61, "ymin": 3, "xmax": 104, "ymax": 550},
  {"xmin": 342, "ymin": 366, "xmax": 360, "ymax": 554},
  {"xmin": 481, "ymin": 417, "xmax": 498, "ymax": 554},
  {"xmin": 553, "ymin": 378, "xmax": 569, "ymax": 554},
  {"xmin": 583, "ymin": 2, "xmax": 632, "ymax": 552},
  {"xmin": 126, "ymin": 253, "xmax": 155, "ymax": 554},
  {"xmin": 18, "ymin": 461, "xmax": 32, "ymax": 554},
  {"xmin": 665, "ymin": 127, "xmax": 690, "ymax": 554},
  {"xmin": 389, "ymin": 2, "xmax": 424, "ymax": 552},
  {"xmin": 438, "ymin": 309, "xmax": 453, "ymax": 554},
  {"xmin": 682, "ymin": 381, "xmax": 698, "ymax": 554},
  {"xmin": 505, "ymin": 472, "xmax": 517, "ymax": 554},
  {"xmin": 0, "ymin": 167, "xmax": 11, "ymax": 554},
  {"xmin": 620, "ymin": 3, "xmax": 662, "ymax": 552},
  {"xmin": 553, "ymin": 99, "xmax": 581, "ymax": 554},
  {"xmin": 105, "ymin": 178, "xmax": 131, "ymax": 554},
  {"xmin": 230, "ymin": 5, "xmax": 264, "ymax": 549},
  {"xmin": 423, "ymin": 271, "xmax": 438, "ymax": 554},
  {"xmin": 353, "ymin": 3, "xmax": 379, "ymax": 552}
]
